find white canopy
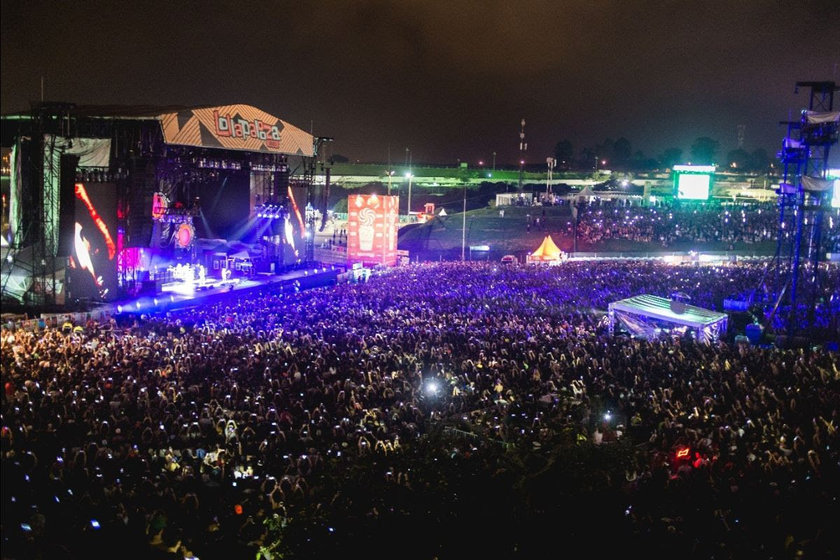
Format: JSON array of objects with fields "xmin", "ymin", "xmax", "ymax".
[
  {"xmin": 804, "ymin": 111, "xmax": 840, "ymax": 124},
  {"xmin": 608, "ymin": 294, "xmax": 728, "ymax": 343}
]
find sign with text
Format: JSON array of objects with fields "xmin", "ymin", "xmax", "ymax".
[
  {"xmin": 159, "ymin": 104, "xmax": 314, "ymax": 156},
  {"xmin": 347, "ymin": 194, "xmax": 398, "ymax": 267}
]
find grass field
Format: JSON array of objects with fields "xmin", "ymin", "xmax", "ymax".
[{"xmin": 395, "ymin": 205, "xmax": 777, "ymax": 262}]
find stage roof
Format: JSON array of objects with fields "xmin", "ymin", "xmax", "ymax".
[
  {"xmin": 608, "ymin": 294, "xmax": 728, "ymax": 330},
  {"xmin": 1, "ymin": 103, "xmax": 315, "ymax": 157}
]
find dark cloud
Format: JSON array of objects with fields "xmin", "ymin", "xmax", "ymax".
[{"xmin": 2, "ymin": 0, "xmax": 838, "ymax": 165}]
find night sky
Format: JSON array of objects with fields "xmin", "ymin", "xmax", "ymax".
[{"xmin": 2, "ymin": 0, "xmax": 838, "ymax": 166}]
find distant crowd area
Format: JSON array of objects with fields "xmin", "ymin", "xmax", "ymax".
[
  {"xmin": 2, "ymin": 259, "xmax": 839, "ymax": 559},
  {"xmin": 515, "ymin": 198, "xmax": 840, "ymax": 252}
]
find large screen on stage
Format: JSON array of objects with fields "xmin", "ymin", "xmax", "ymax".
[
  {"xmin": 673, "ymin": 165, "xmax": 715, "ymax": 201},
  {"xmin": 283, "ymin": 185, "xmax": 309, "ymax": 265},
  {"xmin": 347, "ymin": 194, "xmax": 398, "ymax": 267},
  {"xmin": 69, "ymin": 182, "xmax": 118, "ymax": 301}
]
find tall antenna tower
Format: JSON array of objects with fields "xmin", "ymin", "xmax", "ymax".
[{"xmin": 737, "ymin": 124, "xmax": 746, "ymax": 149}]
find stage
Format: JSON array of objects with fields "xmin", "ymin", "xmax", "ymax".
[{"xmin": 111, "ymin": 265, "xmax": 345, "ymax": 317}]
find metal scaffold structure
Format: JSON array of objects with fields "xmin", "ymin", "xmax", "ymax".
[
  {"xmin": 767, "ymin": 81, "xmax": 839, "ymax": 339},
  {"xmin": 2, "ymin": 102, "xmax": 76, "ymax": 308}
]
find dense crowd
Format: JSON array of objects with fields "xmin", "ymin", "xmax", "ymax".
[
  {"xmin": 567, "ymin": 201, "xmax": 840, "ymax": 250},
  {"xmin": 2, "ymin": 260, "xmax": 839, "ymax": 560}
]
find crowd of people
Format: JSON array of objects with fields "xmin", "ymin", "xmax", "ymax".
[
  {"xmin": 2, "ymin": 259, "xmax": 839, "ymax": 559},
  {"xmin": 567, "ymin": 200, "xmax": 839, "ymax": 251}
]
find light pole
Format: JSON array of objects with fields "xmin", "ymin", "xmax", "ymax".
[
  {"xmin": 492, "ymin": 151, "xmax": 496, "ymax": 172},
  {"xmin": 405, "ymin": 172, "xmax": 413, "ymax": 217},
  {"xmin": 461, "ymin": 184, "xmax": 467, "ymax": 261},
  {"xmin": 386, "ymin": 170, "xmax": 394, "ymax": 195},
  {"xmin": 518, "ymin": 119, "xmax": 527, "ymax": 192},
  {"xmin": 546, "ymin": 157, "xmax": 556, "ymax": 195}
]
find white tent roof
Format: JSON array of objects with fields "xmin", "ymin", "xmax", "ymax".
[{"xmin": 608, "ymin": 294, "xmax": 727, "ymax": 329}]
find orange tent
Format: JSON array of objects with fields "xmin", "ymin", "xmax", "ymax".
[{"xmin": 527, "ymin": 235, "xmax": 564, "ymax": 263}]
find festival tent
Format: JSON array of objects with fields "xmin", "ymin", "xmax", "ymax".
[
  {"xmin": 608, "ymin": 294, "xmax": 728, "ymax": 343},
  {"xmin": 576, "ymin": 185, "xmax": 596, "ymax": 199},
  {"xmin": 527, "ymin": 235, "xmax": 565, "ymax": 264}
]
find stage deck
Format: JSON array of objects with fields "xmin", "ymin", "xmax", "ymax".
[{"xmin": 110, "ymin": 265, "xmax": 344, "ymax": 317}]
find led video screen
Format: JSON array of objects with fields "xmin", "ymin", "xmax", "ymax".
[
  {"xmin": 676, "ymin": 173, "xmax": 711, "ymax": 200},
  {"xmin": 69, "ymin": 182, "xmax": 118, "ymax": 301},
  {"xmin": 347, "ymin": 194, "xmax": 398, "ymax": 266}
]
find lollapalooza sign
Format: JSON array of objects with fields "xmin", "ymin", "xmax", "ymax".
[
  {"xmin": 159, "ymin": 104, "xmax": 314, "ymax": 156},
  {"xmin": 213, "ymin": 110, "xmax": 282, "ymax": 145}
]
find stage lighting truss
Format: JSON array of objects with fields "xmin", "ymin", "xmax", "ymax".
[
  {"xmin": 250, "ymin": 163, "xmax": 288, "ymax": 172},
  {"xmin": 74, "ymin": 166, "xmax": 129, "ymax": 182},
  {"xmin": 255, "ymin": 204, "xmax": 288, "ymax": 220},
  {"xmin": 196, "ymin": 158, "xmax": 242, "ymax": 171},
  {"xmin": 156, "ymin": 207, "xmax": 198, "ymax": 224}
]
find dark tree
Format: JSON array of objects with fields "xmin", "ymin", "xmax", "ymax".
[
  {"xmin": 658, "ymin": 148, "xmax": 683, "ymax": 169},
  {"xmin": 595, "ymin": 138, "xmax": 615, "ymax": 165},
  {"xmin": 613, "ymin": 137, "xmax": 632, "ymax": 166},
  {"xmin": 331, "ymin": 153, "xmax": 350, "ymax": 163},
  {"xmin": 726, "ymin": 148, "xmax": 751, "ymax": 171},
  {"xmin": 689, "ymin": 137, "xmax": 719, "ymax": 165},
  {"xmin": 631, "ymin": 150, "xmax": 658, "ymax": 171},
  {"xmin": 553, "ymin": 140, "xmax": 574, "ymax": 168},
  {"xmin": 579, "ymin": 146, "xmax": 597, "ymax": 170},
  {"xmin": 750, "ymin": 148, "xmax": 770, "ymax": 172}
]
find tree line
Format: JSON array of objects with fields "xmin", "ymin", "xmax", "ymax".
[{"xmin": 553, "ymin": 136, "xmax": 772, "ymax": 173}]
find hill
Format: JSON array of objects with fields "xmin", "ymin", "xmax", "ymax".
[{"xmin": 396, "ymin": 205, "xmax": 777, "ymax": 262}]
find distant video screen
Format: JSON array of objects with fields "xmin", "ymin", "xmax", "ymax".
[
  {"xmin": 69, "ymin": 182, "xmax": 118, "ymax": 300},
  {"xmin": 676, "ymin": 173, "xmax": 711, "ymax": 200}
]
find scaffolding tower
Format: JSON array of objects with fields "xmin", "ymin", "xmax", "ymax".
[
  {"xmin": 769, "ymin": 81, "xmax": 839, "ymax": 339},
  {"xmin": 2, "ymin": 102, "xmax": 76, "ymax": 308}
]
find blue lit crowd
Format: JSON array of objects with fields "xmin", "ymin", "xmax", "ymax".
[
  {"xmin": 2, "ymin": 260, "xmax": 839, "ymax": 559},
  {"xmin": 568, "ymin": 200, "xmax": 840, "ymax": 251}
]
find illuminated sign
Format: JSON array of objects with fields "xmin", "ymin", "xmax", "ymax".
[
  {"xmin": 175, "ymin": 223, "xmax": 195, "ymax": 248},
  {"xmin": 152, "ymin": 192, "xmax": 169, "ymax": 220},
  {"xmin": 159, "ymin": 104, "xmax": 314, "ymax": 156},
  {"xmin": 214, "ymin": 110, "xmax": 281, "ymax": 142},
  {"xmin": 347, "ymin": 194, "xmax": 398, "ymax": 267}
]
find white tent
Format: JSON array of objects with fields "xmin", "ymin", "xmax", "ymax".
[{"xmin": 608, "ymin": 294, "xmax": 728, "ymax": 343}]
